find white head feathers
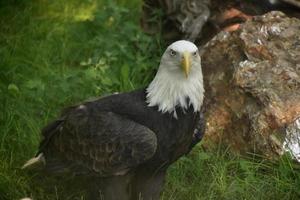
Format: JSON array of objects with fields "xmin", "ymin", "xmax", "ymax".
[{"xmin": 146, "ymin": 40, "xmax": 204, "ymax": 118}]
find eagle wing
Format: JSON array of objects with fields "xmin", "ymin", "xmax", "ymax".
[
  {"xmin": 188, "ymin": 108, "xmax": 206, "ymax": 152},
  {"xmin": 38, "ymin": 105, "xmax": 157, "ymax": 177}
]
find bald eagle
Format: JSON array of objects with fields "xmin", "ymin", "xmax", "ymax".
[{"xmin": 23, "ymin": 40, "xmax": 205, "ymax": 200}]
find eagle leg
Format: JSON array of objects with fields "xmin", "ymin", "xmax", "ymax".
[
  {"xmin": 132, "ymin": 169, "xmax": 167, "ymax": 200},
  {"xmin": 87, "ymin": 174, "xmax": 133, "ymax": 200}
]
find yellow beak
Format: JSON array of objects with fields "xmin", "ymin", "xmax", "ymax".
[{"xmin": 181, "ymin": 51, "xmax": 191, "ymax": 78}]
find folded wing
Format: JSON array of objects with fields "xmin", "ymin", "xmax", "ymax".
[{"xmin": 37, "ymin": 105, "xmax": 157, "ymax": 177}]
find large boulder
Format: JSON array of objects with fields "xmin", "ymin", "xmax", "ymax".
[
  {"xmin": 141, "ymin": 1, "xmax": 300, "ymax": 160},
  {"xmin": 201, "ymin": 11, "xmax": 300, "ymax": 160}
]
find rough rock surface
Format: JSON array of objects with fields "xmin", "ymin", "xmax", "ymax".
[
  {"xmin": 141, "ymin": 0, "xmax": 211, "ymax": 42},
  {"xmin": 142, "ymin": 0, "xmax": 300, "ymax": 44},
  {"xmin": 283, "ymin": 117, "xmax": 300, "ymax": 161},
  {"xmin": 282, "ymin": 0, "xmax": 300, "ymax": 8},
  {"xmin": 201, "ymin": 11, "xmax": 300, "ymax": 158}
]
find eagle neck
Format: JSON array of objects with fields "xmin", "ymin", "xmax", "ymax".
[{"xmin": 146, "ymin": 68, "xmax": 204, "ymax": 118}]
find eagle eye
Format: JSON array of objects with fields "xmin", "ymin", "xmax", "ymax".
[
  {"xmin": 193, "ymin": 51, "xmax": 198, "ymax": 57},
  {"xmin": 169, "ymin": 49, "xmax": 177, "ymax": 57}
]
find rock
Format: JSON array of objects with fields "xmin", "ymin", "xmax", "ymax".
[
  {"xmin": 141, "ymin": 0, "xmax": 211, "ymax": 42},
  {"xmin": 141, "ymin": 0, "xmax": 300, "ymax": 44},
  {"xmin": 283, "ymin": 117, "xmax": 300, "ymax": 161},
  {"xmin": 281, "ymin": 0, "xmax": 300, "ymax": 8},
  {"xmin": 201, "ymin": 11, "xmax": 300, "ymax": 159}
]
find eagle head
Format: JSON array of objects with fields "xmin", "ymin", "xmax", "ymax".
[{"xmin": 146, "ymin": 40, "xmax": 204, "ymax": 117}]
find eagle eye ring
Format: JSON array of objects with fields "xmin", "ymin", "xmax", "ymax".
[
  {"xmin": 193, "ymin": 51, "xmax": 198, "ymax": 57},
  {"xmin": 169, "ymin": 49, "xmax": 177, "ymax": 56}
]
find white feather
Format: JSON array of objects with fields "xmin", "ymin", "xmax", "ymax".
[
  {"xmin": 146, "ymin": 40, "xmax": 204, "ymax": 117},
  {"xmin": 22, "ymin": 153, "xmax": 45, "ymax": 169}
]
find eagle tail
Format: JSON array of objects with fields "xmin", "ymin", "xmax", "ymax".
[{"xmin": 22, "ymin": 153, "xmax": 45, "ymax": 170}]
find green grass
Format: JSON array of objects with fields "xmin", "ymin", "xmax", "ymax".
[{"xmin": 0, "ymin": 0, "xmax": 299, "ymax": 199}]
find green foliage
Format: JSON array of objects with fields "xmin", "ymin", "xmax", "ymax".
[
  {"xmin": 0, "ymin": 0, "xmax": 162, "ymax": 199},
  {"xmin": 0, "ymin": 0, "xmax": 300, "ymax": 200},
  {"xmin": 162, "ymin": 147, "xmax": 300, "ymax": 200}
]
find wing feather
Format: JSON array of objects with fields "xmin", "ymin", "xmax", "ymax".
[{"xmin": 39, "ymin": 106, "xmax": 157, "ymax": 176}]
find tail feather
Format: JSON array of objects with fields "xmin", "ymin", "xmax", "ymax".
[{"xmin": 22, "ymin": 153, "xmax": 46, "ymax": 170}]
